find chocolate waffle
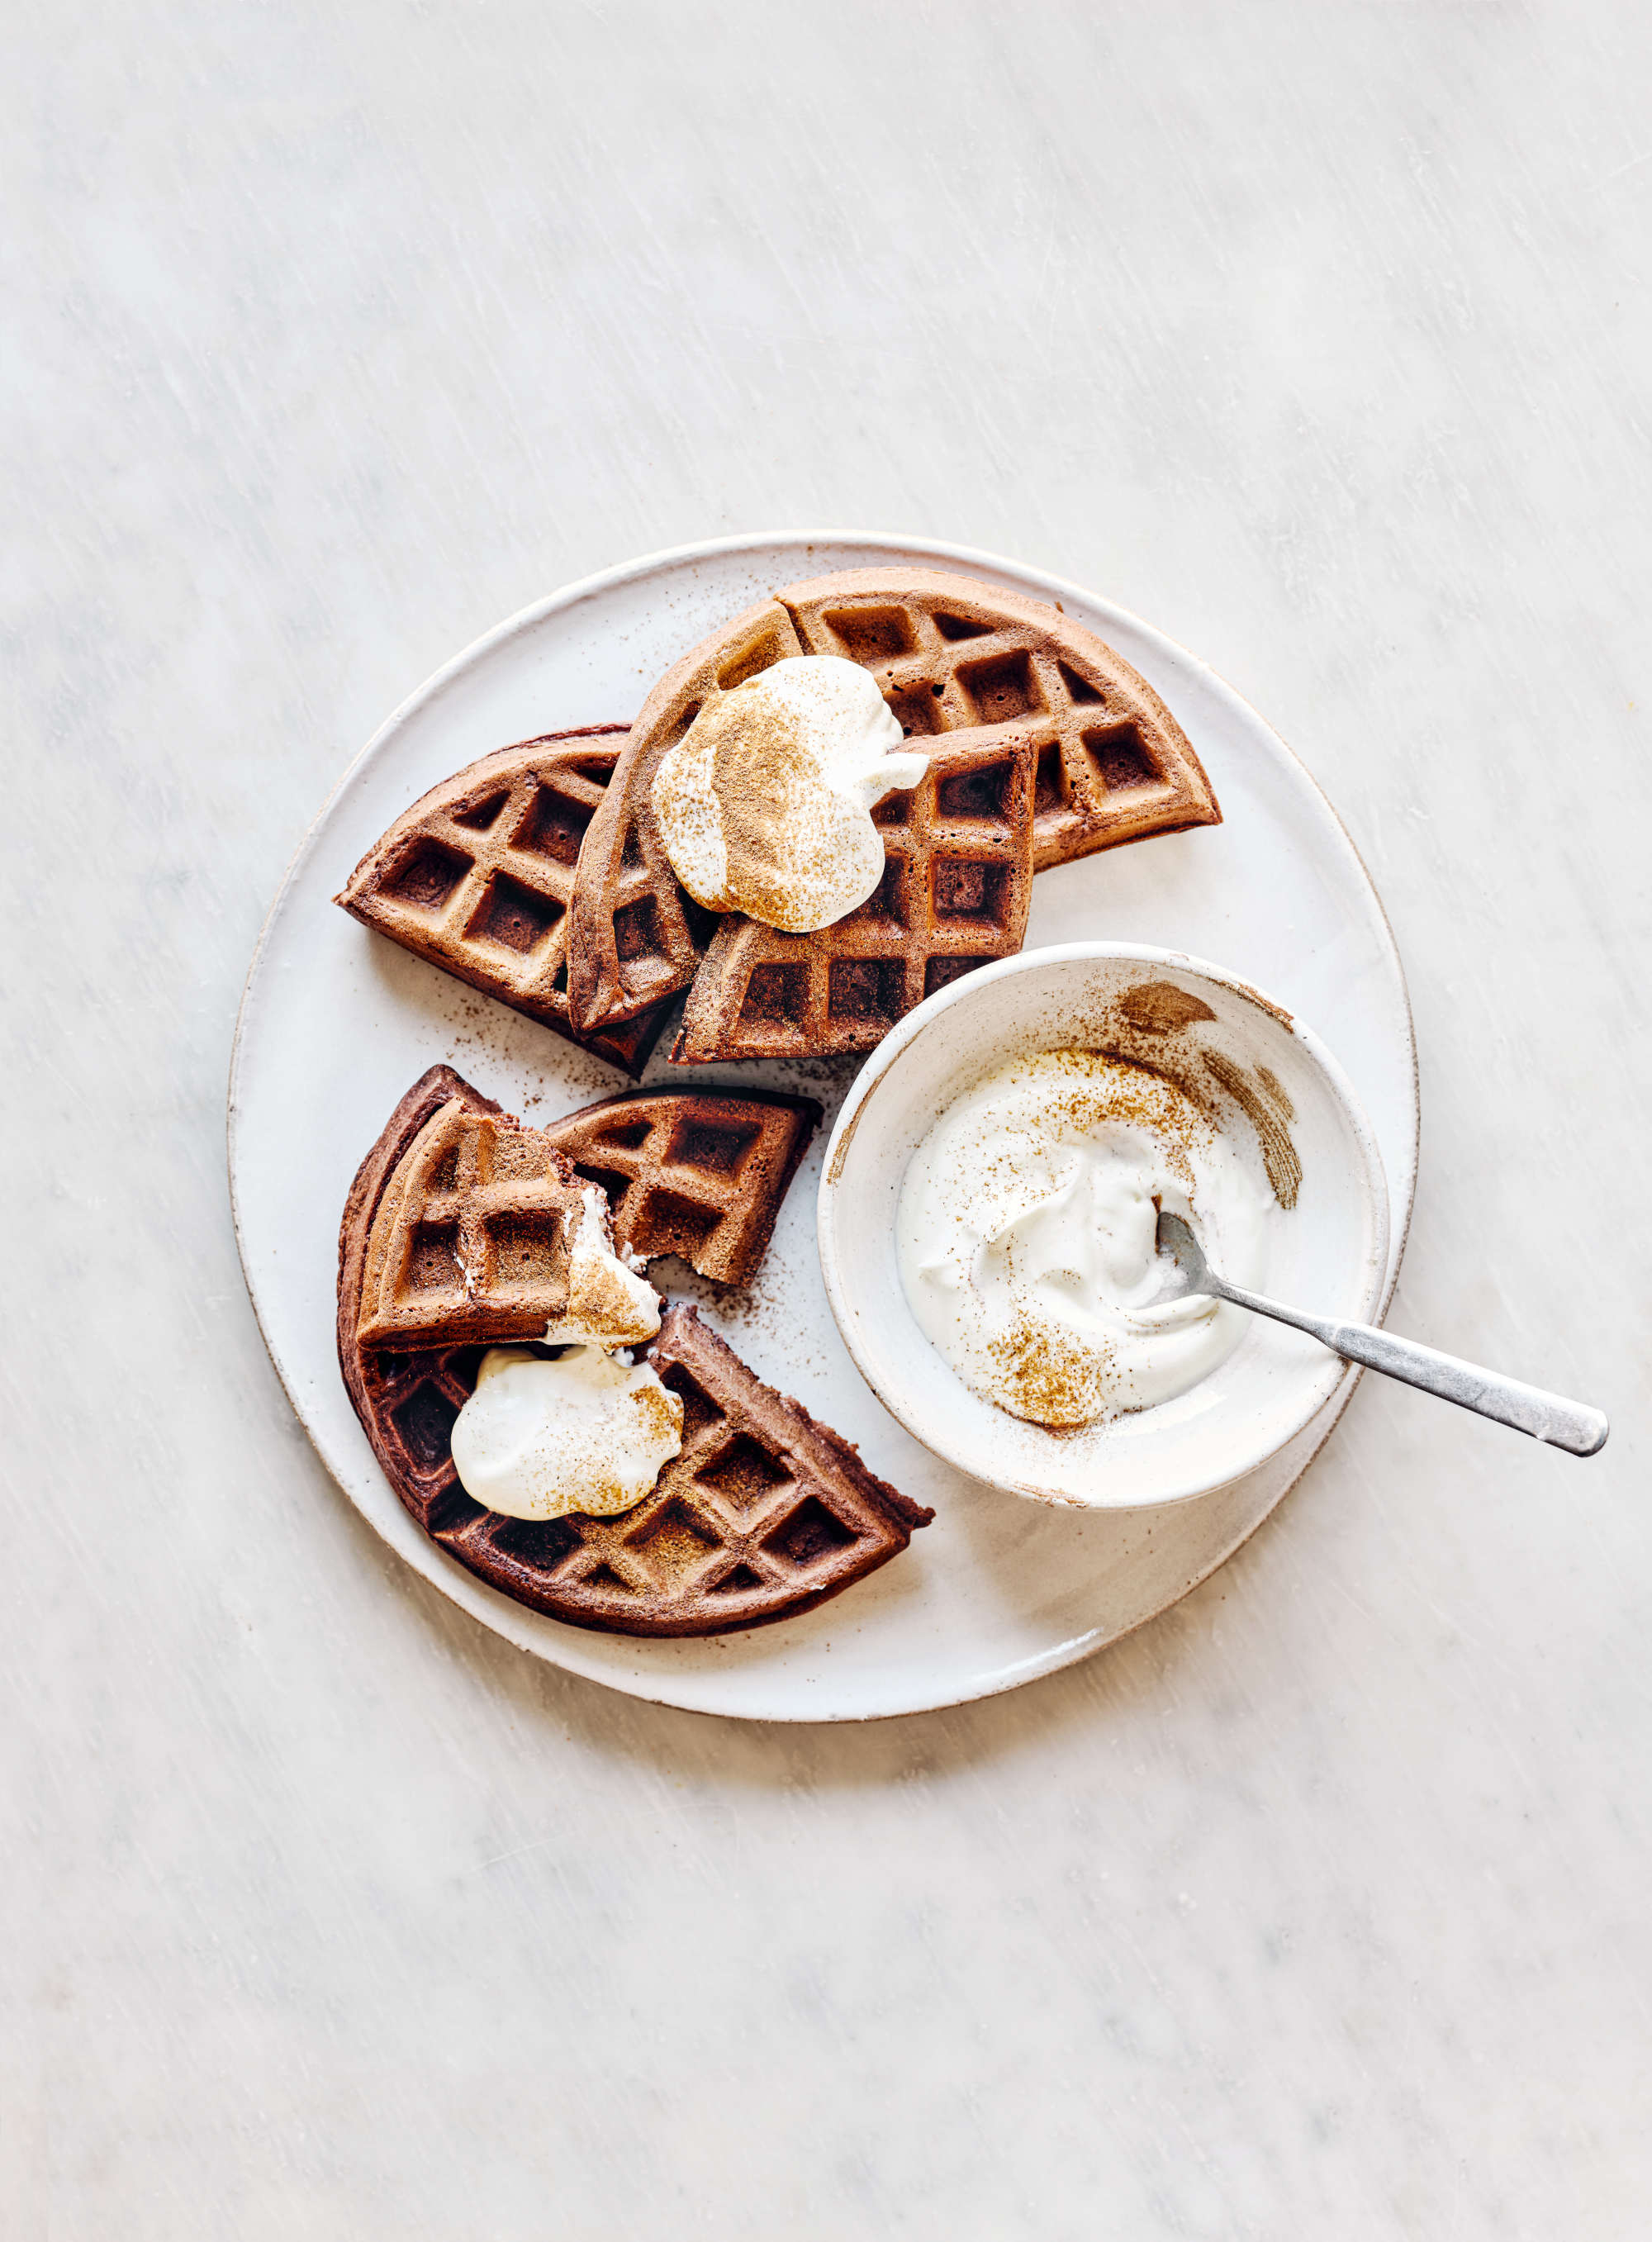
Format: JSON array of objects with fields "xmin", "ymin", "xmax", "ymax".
[
  {"xmin": 567, "ymin": 568, "xmax": 1219, "ymax": 1032},
  {"xmin": 779, "ymin": 568, "xmax": 1220, "ymax": 874},
  {"xmin": 339, "ymin": 1070, "xmax": 931, "ymax": 1637},
  {"xmin": 672, "ymin": 731, "xmax": 1037, "ymax": 1062},
  {"xmin": 335, "ymin": 726, "xmax": 672, "ymax": 1076},
  {"xmin": 541, "ymin": 1087, "xmax": 821, "ymax": 1285},
  {"xmin": 354, "ymin": 1082, "xmax": 596, "ymax": 1349}
]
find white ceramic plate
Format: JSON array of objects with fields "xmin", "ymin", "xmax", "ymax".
[{"xmin": 229, "ymin": 532, "xmax": 1417, "ymax": 1723}]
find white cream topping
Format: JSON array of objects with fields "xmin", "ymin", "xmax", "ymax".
[
  {"xmin": 449, "ymin": 1345, "xmax": 684, "ymax": 1520},
  {"xmin": 897, "ymin": 1051, "xmax": 1271, "ymax": 1427},
  {"xmin": 651, "ymin": 656, "xmax": 927, "ymax": 933},
  {"xmin": 544, "ymin": 1185, "xmax": 661, "ymax": 1349}
]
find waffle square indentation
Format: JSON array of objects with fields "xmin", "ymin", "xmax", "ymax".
[
  {"xmin": 885, "ymin": 685, "xmax": 947, "ymax": 738},
  {"xmin": 633, "ymin": 1190, "xmax": 720, "ymax": 1266},
  {"xmin": 1056, "ymin": 659, "xmax": 1104, "ymax": 705},
  {"xmin": 407, "ymin": 1222, "xmax": 461, "ymax": 1293},
  {"xmin": 630, "ymin": 1499, "xmax": 722, "ymax": 1585},
  {"xmin": 857, "ymin": 858, "xmax": 909, "ymax": 929},
  {"xmin": 1083, "ymin": 725, "xmax": 1161, "ymax": 793},
  {"xmin": 487, "ymin": 1514, "xmax": 583, "ymax": 1571},
  {"xmin": 924, "ymin": 955, "xmax": 990, "ymax": 997},
  {"xmin": 1032, "ymin": 741, "xmax": 1069, "ymax": 816},
  {"xmin": 763, "ymin": 1496, "xmax": 858, "ymax": 1569},
  {"xmin": 828, "ymin": 957, "xmax": 902, "ymax": 1028},
  {"xmin": 487, "ymin": 1209, "xmax": 566, "ymax": 1284},
  {"xmin": 614, "ymin": 895, "xmax": 662, "ymax": 962},
  {"xmin": 449, "ymin": 787, "xmax": 510, "ymax": 833},
  {"xmin": 468, "ymin": 873, "xmax": 563, "ymax": 955},
  {"xmin": 709, "ymin": 1561, "xmax": 766, "ymax": 1595},
  {"xmin": 384, "ymin": 837, "xmax": 472, "ymax": 914},
  {"xmin": 935, "ymin": 758, "xmax": 1018, "ymax": 821},
  {"xmin": 514, "ymin": 783, "xmax": 596, "ymax": 866},
  {"xmin": 669, "ymin": 1116, "xmax": 760, "ymax": 1175},
  {"xmin": 958, "ymin": 650, "xmax": 1045, "ymax": 725},
  {"xmin": 933, "ymin": 859, "xmax": 1009, "ymax": 929},
  {"xmin": 823, "ymin": 606, "xmax": 916, "ymax": 661},
  {"xmin": 698, "ymin": 1434, "xmax": 792, "ymax": 1513},
  {"xmin": 390, "ymin": 1381, "xmax": 461, "ymax": 1471},
  {"xmin": 741, "ymin": 962, "xmax": 809, "ymax": 1026}
]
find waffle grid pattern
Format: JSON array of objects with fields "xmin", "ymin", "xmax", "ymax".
[
  {"xmin": 358, "ymin": 1104, "xmax": 583, "ymax": 1348},
  {"xmin": 672, "ymin": 733, "xmax": 1036, "ymax": 1062},
  {"xmin": 340, "ymin": 1075, "xmax": 928, "ymax": 1638},
  {"xmin": 356, "ymin": 1308, "xmax": 928, "ymax": 1637},
  {"xmin": 779, "ymin": 570, "xmax": 1219, "ymax": 872},
  {"xmin": 542, "ymin": 1090, "xmax": 821, "ymax": 1285},
  {"xmin": 443, "ymin": 1333, "xmax": 883, "ymax": 1613},
  {"xmin": 565, "ymin": 570, "xmax": 1217, "ymax": 1046},
  {"xmin": 336, "ymin": 730, "xmax": 669, "ymax": 1074}
]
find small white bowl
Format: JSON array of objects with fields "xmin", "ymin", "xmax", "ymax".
[{"xmin": 818, "ymin": 943, "xmax": 1389, "ymax": 1509}]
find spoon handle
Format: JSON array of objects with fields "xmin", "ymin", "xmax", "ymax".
[{"xmin": 1213, "ymin": 1281, "xmax": 1610, "ymax": 1457}]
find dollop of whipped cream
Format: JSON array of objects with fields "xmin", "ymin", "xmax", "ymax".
[
  {"xmin": 897, "ymin": 1051, "xmax": 1271, "ymax": 1427},
  {"xmin": 651, "ymin": 656, "xmax": 928, "ymax": 933},
  {"xmin": 449, "ymin": 1344, "xmax": 684, "ymax": 1520},
  {"xmin": 544, "ymin": 1185, "xmax": 660, "ymax": 1348}
]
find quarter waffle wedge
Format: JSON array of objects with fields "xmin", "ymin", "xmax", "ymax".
[
  {"xmin": 335, "ymin": 726, "xmax": 672, "ymax": 1076},
  {"xmin": 541, "ymin": 1086, "xmax": 822, "ymax": 1285},
  {"xmin": 355, "ymin": 1081, "xmax": 594, "ymax": 1350},
  {"xmin": 777, "ymin": 568, "xmax": 1220, "ymax": 873},
  {"xmin": 672, "ymin": 731, "xmax": 1037, "ymax": 1062},
  {"xmin": 567, "ymin": 599, "xmax": 809, "ymax": 1035},
  {"xmin": 339, "ymin": 1071, "xmax": 932, "ymax": 1639}
]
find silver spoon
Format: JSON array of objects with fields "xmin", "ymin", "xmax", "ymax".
[{"xmin": 1152, "ymin": 1212, "xmax": 1609, "ymax": 1457}]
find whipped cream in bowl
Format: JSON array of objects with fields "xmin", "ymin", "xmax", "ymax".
[
  {"xmin": 899, "ymin": 1050, "xmax": 1270, "ymax": 1432},
  {"xmin": 819, "ymin": 943, "xmax": 1389, "ymax": 1509}
]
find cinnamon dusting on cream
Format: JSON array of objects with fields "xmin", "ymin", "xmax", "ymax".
[
  {"xmin": 898, "ymin": 1048, "xmax": 1272, "ymax": 1430},
  {"xmin": 651, "ymin": 657, "xmax": 926, "ymax": 932}
]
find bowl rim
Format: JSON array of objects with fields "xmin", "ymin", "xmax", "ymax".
[{"xmin": 816, "ymin": 939, "xmax": 1391, "ymax": 1510}]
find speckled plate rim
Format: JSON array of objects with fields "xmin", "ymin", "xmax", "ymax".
[{"xmin": 228, "ymin": 529, "xmax": 1419, "ymax": 1722}]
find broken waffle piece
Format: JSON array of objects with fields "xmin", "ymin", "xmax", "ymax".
[
  {"xmin": 540, "ymin": 1085, "xmax": 822, "ymax": 1285},
  {"xmin": 335, "ymin": 726, "xmax": 672, "ymax": 1076},
  {"xmin": 337, "ymin": 1071, "xmax": 931, "ymax": 1638},
  {"xmin": 444, "ymin": 1305, "xmax": 932, "ymax": 1636},
  {"xmin": 353, "ymin": 1076, "xmax": 655, "ymax": 1352}
]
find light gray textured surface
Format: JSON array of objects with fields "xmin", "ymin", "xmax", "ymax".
[{"xmin": 7, "ymin": 2, "xmax": 1649, "ymax": 2235}]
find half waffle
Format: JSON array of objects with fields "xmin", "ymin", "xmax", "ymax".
[
  {"xmin": 335, "ymin": 726, "xmax": 672, "ymax": 1076},
  {"xmin": 541, "ymin": 1086, "xmax": 821, "ymax": 1285},
  {"xmin": 355, "ymin": 1085, "xmax": 591, "ymax": 1350},
  {"xmin": 672, "ymin": 731, "xmax": 1037, "ymax": 1062},
  {"xmin": 567, "ymin": 568, "xmax": 1219, "ymax": 1033},
  {"xmin": 338, "ymin": 1070, "xmax": 932, "ymax": 1638}
]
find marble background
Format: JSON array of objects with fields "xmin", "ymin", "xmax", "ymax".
[{"xmin": 7, "ymin": 2, "xmax": 1649, "ymax": 2234}]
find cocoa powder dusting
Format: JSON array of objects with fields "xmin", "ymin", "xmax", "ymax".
[
  {"xmin": 1116, "ymin": 981, "xmax": 1218, "ymax": 1035},
  {"xmin": 1202, "ymin": 1050, "xmax": 1301, "ymax": 1210}
]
